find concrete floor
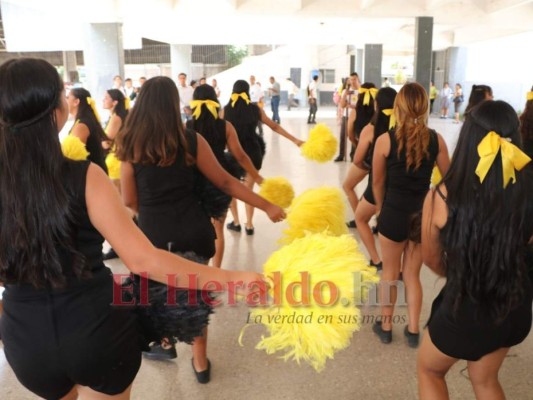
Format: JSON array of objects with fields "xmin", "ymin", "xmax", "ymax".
[{"xmin": 1, "ymin": 108, "xmax": 532, "ymax": 400}]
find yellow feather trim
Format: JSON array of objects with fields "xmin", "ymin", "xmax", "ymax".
[
  {"xmin": 280, "ymin": 187, "xmax": 348, "ymax": 245},
  {"xmin": 242, "ymin": 233, "xmax": 380, "ymax": 372},
  {"xmin": 300, "ymin": 123, "xmax": 338, "ymax": 163},
  {"xmin": 61, "ymin": 135, "xmax": 89, "ymax": 161},
  {"xmin": 106, "ymin": 152, "xmax": 121, "ymax": 180},
  {"xmin": 258, "ymin": 177, "xmax": 295, "ymax": 209},
  {"xmin": 430, "ymin": 165, "xmax": 442, "ymax": 187}
]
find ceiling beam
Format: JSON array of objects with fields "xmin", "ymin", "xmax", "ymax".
[{"xmin": 485, "ymin": 0, "xmax": 533, "ymax": 13}]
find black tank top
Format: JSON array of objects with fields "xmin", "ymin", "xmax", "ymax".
[
  {"xmin": 133, "ymin": 130, "xmax": 216, "ymax": 259},
  {"xmin": 74, "ymin": 117, "xmax": 108, "ymax": 174}
]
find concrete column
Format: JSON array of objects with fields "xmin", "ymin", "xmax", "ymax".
[
  {"xmin": 363, "ymin": 44, "xmax": 382, "ymax": 85},
  {"xmin": 446, "ymin": 47, "xmax": 468, "ymax": 92},
  {"xmin": 356, "ymin": 48, "xmax": 364, "ymax": 77},
  {"xmin": 170, "ymin": 45, "xmax": 192, "ymax": 82},
  {"xmin": 83, "ymin": 23, "xmax": 124, "ymax": 103},
  {"xmin": 414, "ymin": 16, "xmax": 433, "ymax": 93},
  {"xmin": 62, "ymin": 51, "xmax": 79, "ymax": 83}
]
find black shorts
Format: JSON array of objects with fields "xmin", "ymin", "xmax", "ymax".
[
  {"xmin": 378, "ymin": 196, "xmax": 424, "ymax": 243},
  {"xmin": 0, "ymin": 268, "xmax": 142, "ymax": 399}
]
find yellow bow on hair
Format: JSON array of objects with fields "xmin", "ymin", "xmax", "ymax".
[
  {"xmin": 190, "ymin": 99, "xmax": 220, "ymax": 120},
  {"xmin": 86, "ymin": 97, "xmax": 101, "ymax": 123},
  {"xmin": 475, "ymin": 131, "xmax": 531, "ymax": 188},
  {"xmin": 527, "ymin": 91, "xmax": 533, "ymax": 101},
  {"xmin": 231, "ymin": 92, "xmax": 251, "ymax": 107},
  {"xmin": 382, "ymin": 108, "xmax": 396, "ymax": 130},
  {"xmin": 124, "ymin": 97, "xmax": 131, "ymax": 110},
  {"xmin": 358, "ymin": 88, "xmax": 378, "ymax": 106}
]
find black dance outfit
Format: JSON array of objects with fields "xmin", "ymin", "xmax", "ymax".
[
  {"xmin": 70, "ymin": 117, "xmax": 108, "ymax": 174},
  {"xmin": 362, "ymin": 125, "xmax": 387, "ymax": 206},
  {"xmin": 427, "ymin": 187, "xmax": 533, "ymax": 361},
  {"xmin": 0, "ymin": 161, "xmax": 142, "ymax": 399},
  {"xmin": 523, "ymin": 137, "xmax": 533, "ymax": 160},
  {"xmin": 378, "ymin": 129, "xmax": 439, "ymax": 242}
]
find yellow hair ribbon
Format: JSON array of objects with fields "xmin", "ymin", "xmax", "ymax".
[
  {"xmin": 358, "ymin": 87, "xmax": 378, "ymax": 106},
  {"xmin": 86, "ymin": 97, "xmax": 101, "ymax": 123},
  {"xmin": 230, "ymin": 92, "xmax": 250, "ymax": 107},
  {"xmin": 475, "ymin": 131, "xmax": 531, "ymax": 188},
  {"xmin": 382, "ymin": 108, "xmax": 396, "ymax": 129},
  {"xmin": 527, "ymin": 91, "xmax": 533, "ymax": 101},
  {"xmin": 124, "ymin": 97, "xmax": 131, "ymax": 110},
  {"xmin": 190, "ymin": 99, "xmax": 220, "ymax": 120}
]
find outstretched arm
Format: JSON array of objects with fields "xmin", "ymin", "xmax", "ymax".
[
  {"xmin": 259, "ymin": 108, "xmax": 304, "ymax": 146},
  {"xmin": 421, "ymin": 188, "xmax": 447, "ymax": 276},
  {"xmin": 372, "ymin": 133, "xmax": 390, "ymax": 213},
  {"xmin": 352, "ymin": 123, "xmax": 374, "ymax": 170},
  {"xmin": 225, "ymin": 121, "xmax": 263, "ymax": 185}
]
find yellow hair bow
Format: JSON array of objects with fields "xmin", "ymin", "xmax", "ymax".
[
  {"xmin": 124, "ymin": 97, "xmax": 131, "ymax": 110},
  {"xmin": 382, "ymin": 108, "xmax": 396, "ymax": 130},
  {"xmin": 86, "ymin": 97, "xmax": 101, "ymax": 123},
  {"xmin": 231, "ymin": 92, "xmax": 251, "ymax": 107},
  {"xmin": 190, "ymin": 99, "xmax": 220, "ymax": 120},
  {"xmin": 527, "ymin": 91, "xmax": 533, "ymax": 101},
  {"xmin": 475, "ymin": 131, "xmax": 531, "ymax": 188},
  {"xmin": 358, "ymin": 87, "xmax": 378, "ymax": 106}
]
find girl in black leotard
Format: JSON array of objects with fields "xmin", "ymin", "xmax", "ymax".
[
  {"xmin": 372, "ymin": 82, "xmax": 450, "ymax": 347},
  {"xmin": 419, "ymin": 100, "xmax": 533, "ymax": 399},
  {"xmin": 187, "ymin": 84, "xmax": 263, "ymax": 268},
  {"xmin": 0, "ymin": 58, "xmax": 265, "ymax": 400}
]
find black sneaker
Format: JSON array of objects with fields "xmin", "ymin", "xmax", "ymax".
[
  {"xmin": 346, "ymin": 220, "xmax": 357, "ymax": 229},
  {"xmin": 192, "ymin": 358, "xmax": 211, "ymax": 384},
  {"xmin": 103, "ymin": 248, "xmax": 118, "ymax": 260},
  {"xmin": 404, "ymin": 326, "xmax": 420, "ymax": 348},
  {"xmin": 372, "ymin": 321, "xmax": 392, "ymax": 344},
  {"xmin": 226, "ymin": 221, "xmax": 241, "ymax": 232},
  {"xmin": 143, "ymin": 343, "xmax": 177, "ymax": 360}
]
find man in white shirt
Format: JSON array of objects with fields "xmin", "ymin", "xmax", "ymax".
[
  {"xmin": 177, "ymin": 72, "xmax": 194, "ymax": 121},
  {"xmin": 307, "ymin": 75, "xmax": 319, "ymax": 124},
  {"xmin": 249, "ymin": 75, "xmax": 263, "ymax": 135}
]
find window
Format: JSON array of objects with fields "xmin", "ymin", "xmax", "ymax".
[{"xmin": 319, "ymin": 69, "xmax": 335, "ymax": 84}]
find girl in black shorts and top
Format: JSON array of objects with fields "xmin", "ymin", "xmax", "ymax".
[
  {"xmin": 419, "ymin": 100, "xmax": 533, "ymax": 399},
  {"xmin": 223, "ymin": 80, "xmax": 303, "ymax": 235},
  {"xmin": 0, "ymin": 58, "xmax": 264, "ymax": 400},
  {"xmin": 372, "ymin": 82, "xmax": 450, "ymax": 347},
  {"xmin": 117, "ymin": 77, "xmax": 285, "ymax": 383},
  {"xmin": 187, "ymin": 84, "xmax": 264, "ymax": 269},
  {"xmin": 352, "ymin": 87, "xmax": 397, "ymax": 270}
]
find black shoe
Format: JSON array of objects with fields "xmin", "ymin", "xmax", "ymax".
[
  {"xmin": 404, "ymin": 326, "xmax": 420, "ymax": 348},
  {"xmin": 226, "ymin": 221, "xmax": 241, "ymax": 232},
  {"xmin": 370, "ymin": 260, "xmax": 383, "ymax": 271},
  {"xmin": 245, "ymin": 226, "xmax": 255, "ymax": 236},
  {"xmin": 334, "ymin": 156, "xmax": 345, "ymax": 162},
  {"xmin": 346, "ymin": 220, "xmax": 357, "ymax": 229},
  {"xmin": 143, "ymin": 343, "xmax": 177, "ymax": 360},
  {"xmin": 371, "ymin": 225, "xmax": 378, "ymax": 235},
  {"xmin": 373, "ymin": 321, "xmax": 392, "ymax": 344},
  {"xmin": 103, "ymin": 248, "xmax": 118, "ymax": 260},
  {"xmin": 192, "ymin": 358, "xmax": 211, "ymax": 384},
  {"xmin": 310, "ymin": 120, "xmax": 316, "ymax": 124}
]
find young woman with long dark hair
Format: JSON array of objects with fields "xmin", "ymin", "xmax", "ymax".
[
  {"xmin": 418, "ymin": 99, "xmax": 533, "ymax": 399},
  {"xmin": 0, "ymin": 58, "xmax": 263, "ymax": 400},
  {"xmin": 372, "ymin": 82, "xmax": 450, "ymax": 347},
  {"xmin": 520, "ymin": 85, "xmax": 533, "ymax": 158}
]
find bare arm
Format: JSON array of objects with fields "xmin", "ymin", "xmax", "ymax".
[
  {"xmin": 86, "ymin": 163, "xmax": 262, "ymax": 288},
  {"xmin": 195, "ymin": 133, "xmax": 284, "ymax": 222},
  {"xmin": 105, "ymin": 115, "xmax": 122, "ymax": 141},
  {"xmin": 421, "ymin": 187, "xmax": 448, "ymax": 276},
  {"xmin": 70, "ymin": 122, "xmax": 90, "ymax": 144},
  {"xmin": 120, "ymin": 161, "xmax": 139, "ymax": 213},
  {"xmin": 372, "ymin": 133, "xmax": 390, "ymax": 213},
  {"xmin": 225, "ymin": 121, "xmax": 263, "ymax": 185},
  {"xmin": 259, "ymin": 108, "xmax": 304, "ymax": 146},
  {"xmin": 347, "ymin": 108, "xmax": 357, "ymax": 145},
  {"xmin": 435, "ymin": 133, "xmax": 451, "ymax": 177},
  {"xmin": 352, "ymin": 123, "xmax": 374, "ymax": 170}
]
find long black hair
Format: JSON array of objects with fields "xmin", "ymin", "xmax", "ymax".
[
  {"xmin": 464, "ymin": 84, "xmax": 493, "ymax": 116},
  {"xmin": 520, "ymin": 85, "xmax": 533, "ymax": 143},
  {"xmin": 188, "ymin": 84, "xmax": 221, "ymax": 146},
  {"xmin": 223, "ymin": 80, "xmax": 261, "ymax": 131},
  {"xmin": 372, "ymin": 87, "xmax": 397, "ymax": 137},
  {"xmin": 354, "ymin": 82, "xmax": 376, "ymax": 137},
  {"xmin": 437, "ymin": 100, "xmax": 533, "ymax": 322},
  {"xmin": 70, "ymin": 87, "xmax": 108, "ymax": 143},
  {"xmin": 106, "ymin": 88, "xmax": 129, "ymax": 123},
  {"xmin": 0, "ymin": 58, "xmax": 87, "ymax": 288}
]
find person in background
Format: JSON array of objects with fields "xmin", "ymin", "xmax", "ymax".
[
  {"xmin": 211, "ymin": 78, "xmax": 221, "ymax": 98},
  {"xmin": 286, "ymin": 78, "xmax": 299, "ymax": 110},
  {"xmin": 439, "ymin": 82, "xmax": 452, "ymax": 119},
  {"xmin": 177, "ymin": 72, "xmax": 194, "ymax": 122},
  {"xmin": 249, "ymin": 75, "xmax": 263, "ymax": 135},
  {"xmin": 339, "ymin": 72, "xmax": 361, "ymax": 161},
  {"xmin": 112, "ymin": 75, "xmax": 126, "ymax": 95},
  {"xmin": 464, "ymin": 84, "xmax": 493, "ymax": 118},
  {"xmin": 418, "ymin": 99, "xmax": 532, "ymax": 399},
  {"xmin": 453, "ymin": 83, "xmax": 464, "ymax": 123},
  {"xmin": 334, "ymin": 77, "xmax": 350, "ymax": 162},
  {"xmin": 429, "ymin": 81, "xmax": 438, "ymax": 114},
  {"xmin": 268, "ymin": 76, "xmax": 281, "ymax": 124},
  {"xmin": 520, "ymin": 85, "xmax": 533, "ymax": 158},
  {"xmin": 199, "ymin": 77, "xmax": 207, "ymax": 85},
  {"xmin": 382, "ymin": 77, "xmax": 391, "ymax": 88},
  {"xmin": 307, "ymin": 75, "xmax": 319, "ymax": 124},
  {"xmin": 124, "ymin": 78, "xmax": 136, "ymax": 101}
]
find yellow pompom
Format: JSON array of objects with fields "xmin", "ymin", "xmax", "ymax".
[
  {"xmin": 258, "ymin": 177, "xmax": 295, "ymax": 209},
  {"xmin": 106, "ymin": 152, "xmax": 121, "ymax": 180},
  {"xmin": 300, "ymin": 123, "xmax": 338, "ymax": 163},
  {"xmin": 61, "ymin": 135, "xmax": 89, "ymax": 161},
  {"xmin": 280, "ymin": 187, "xmax": 348, "ymax": 245},
  {"xmin": 430, "ymin": 165, "xmax": 442, "ymax": 187},
  {"xmin": 241, "ymin": 233, "xmax": 380, "ymax": 372}
]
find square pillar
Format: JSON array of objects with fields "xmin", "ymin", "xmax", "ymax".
[
  {"xmin": 363, "ymin": 44, "xmax": 382, "ymax": 86},
  {"xmin": 414, "ymin": 17, "xmax": 433, "ymax": 93}
]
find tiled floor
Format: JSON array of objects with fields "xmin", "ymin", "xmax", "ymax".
[{"xmin": 1, "ymin": 108, "xmax": 532, "ymax": 400}]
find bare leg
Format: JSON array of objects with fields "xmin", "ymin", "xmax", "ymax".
[
  {"xmin": 342, "ymin": 164, "xmax": 368, "ymax": 217},
  {"xmin": 354, "ymin": 198, "xmax": 380, "ymax": 263},
  {"xmin": 402, "ymin": 241, "xmax": 423, "ymax": 334},
  {"xmin": 212, "ymin": 212, "xmax": 227, "ymax": 268},
  {"xmin": 417, "ymin": 330, "xmax": 458, "ymax": 400},
  {"xmin": 468, "ymin": 347, "xmax": 510, "ymax": 400},
  {"xmin": 243, "ymin": 174, "xmax": 255, "ymax": 230},
  {"xmin": 378, "ymin": 234, "xmax": 405, "ymax": 330},
  {"xmin": 76, "ymin": 383, "xmax": 133, "ymax": 399},
  {"xmin": 228, "ymin": 198, "xmax": 240, "ymax": 226},
  {"xmin": 192, "ymin": 328, "xmax": 209, "ymax": 372}
]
